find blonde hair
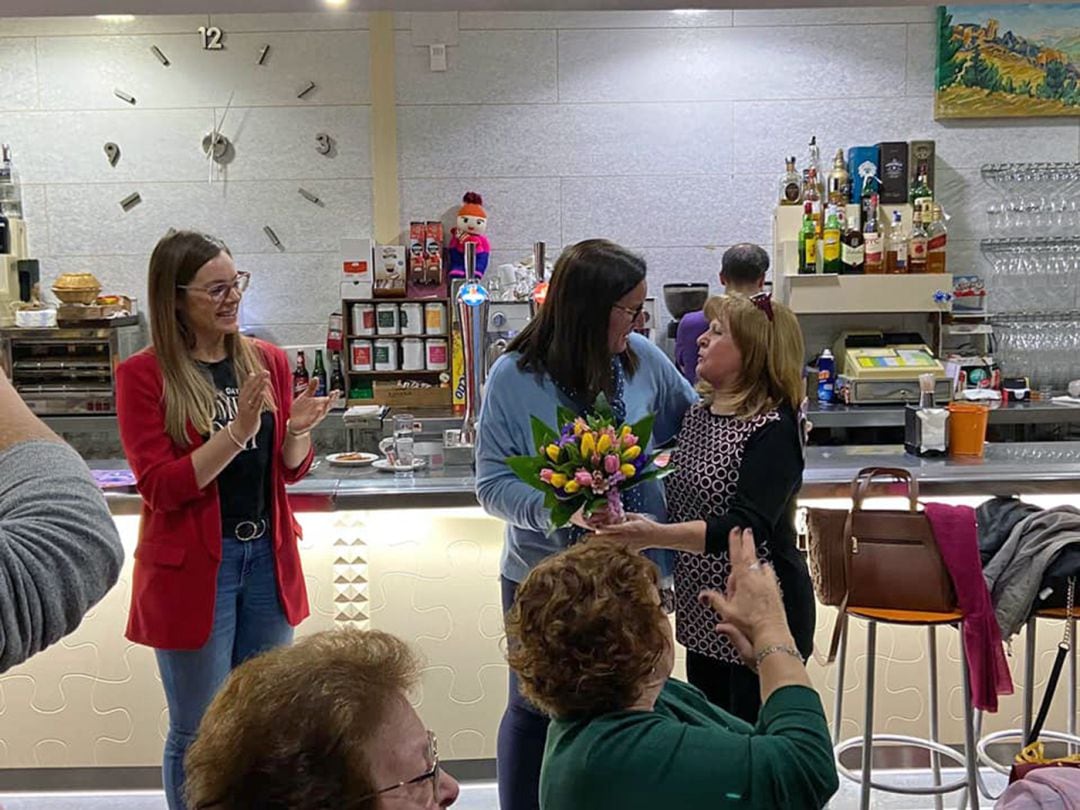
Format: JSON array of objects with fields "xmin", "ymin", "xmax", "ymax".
[
  {"xmin": 697, "ymin": 294, "xmax": 805, "ymax": 419},
  {"xmin": 147, "ymin": 230, "xmax": 273, "ymax": 445}
]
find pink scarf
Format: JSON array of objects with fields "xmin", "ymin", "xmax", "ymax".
[{"xmin": 925, "ymin": 502, "xmax": 1014, "ymax": 712}]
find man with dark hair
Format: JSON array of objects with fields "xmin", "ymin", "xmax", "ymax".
[
  {"xmin": 0, "ymin": 370, "xmax": 123, "ymax": 672},
  {"xmin": 674, "ymin": 244, "xmax": 769, "ymax": 384}
]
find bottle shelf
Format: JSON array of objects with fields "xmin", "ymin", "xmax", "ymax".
[
  {"xmin": 346, "ymin": 332, "xmax": 447, "ymax": 339},
  {"xmin": 347, "ymin": 369, "xmax": 445, "ymax": 376},
  {"xmin": 781, "ymin": 273, "xmax": 953, "ymax": 315}
]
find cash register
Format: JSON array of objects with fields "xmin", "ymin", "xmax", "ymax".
[{"xmin": 833, "ymin": 331, "xmax": 952, "ymax": 405}]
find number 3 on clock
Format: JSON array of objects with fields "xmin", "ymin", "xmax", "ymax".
[{"xmin": 198, "ymin": 25, "xmax": 224, "ymax": 50}]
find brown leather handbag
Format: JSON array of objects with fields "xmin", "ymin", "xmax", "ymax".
[{"xmin": 806, "ymin": 467, "xmax": 956, "ymax": 613}]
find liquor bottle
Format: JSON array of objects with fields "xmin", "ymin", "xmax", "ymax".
[
  {"xmin": 822, "ymin": 205, "xmax": 842, "ymax": 274},
  {"xmin": 330, "ymin": 350, "xmax": 346, "ymax": 395},
  {"xmin": 779, "ymin": 156, "xmax": 802, "ymax": 205},
  {"xmin": 293, "ymin": 350, "xmax": 310, "ymax": 397},
  {"xmin": 804, "ymin": 167, "xmax": 823, "ymax": 236},
  {"xmin": 0, "ymin": 144, "xmax": 23, "ymax": 219},
  {"xmin": 0, "ymin": 210, "xmax": 8, "ymax": 255},
  {"xmin": 858, "ymin": 172, "xmax": 877, "ymax": 231},
  {"xmin": 841, "ymin": 209, "xmax": 865, "ymax": 275},
  {"xmin": 910, "ymin": 162, "xmax": 933, "ymax": 209},
  {"xmin": 826, "ymin": 149, "xmax": 849, "ymax": 207},
  {"xmin": 863, "ymin": 194, "xmax": 883, "ymax": 274},
  {"xmin": 909, "ymin": 204, "xmax": 929, "ymax": 274},
  {"xmin": 798, "ymin": 201, "xmax": 817, "ymax": 275},
  {"xmin": 885, "ymin": 210, "xmax": 908, "ymax": 274},
  {"xmin": 806, "ymin": 135, "xmax": 821, "ymax": 186},
  {"xmin": 927, "ymin": 203, "xmax": 948, "ymax": 274},
  {"xmin": 313, "ymin": 349, "xmax": 328, "ymax": 397}
]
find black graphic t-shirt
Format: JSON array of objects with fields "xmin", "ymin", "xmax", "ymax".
[{"xmin": 198, "ymin": 359, "xmax": 275, "ymax": 523}]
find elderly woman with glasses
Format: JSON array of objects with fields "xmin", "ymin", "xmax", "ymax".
[
  {"xmin": 599, "ymin": 293, "xmax": 815, "ymax": 725},
  {"xmin": 475, "ymin": 239, "xmax": 698, "ymax": 810},
  {"xmin": 507, "ymin": 534, "xmax": 837, "ymax": 810},
  {"xmin": 115, "ymin": 230, "xmax": 338, "ymax": 809},
  {"xmin": 185, "ymin": 629, "xmax": 460, "ymax": 809}
]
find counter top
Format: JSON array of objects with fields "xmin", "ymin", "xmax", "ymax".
[
  {"xmin": 808, "ymin": 400, "xmax": 1080, "ymax": 429},
  {"xmin": 98, "ymin": 441, "xmax": 1080, "ymax": 515}
]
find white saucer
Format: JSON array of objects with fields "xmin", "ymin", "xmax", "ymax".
[
  {"xmin": 326, "ymin": 452, "xmax": 379, "ymax": 467},
  {"xmin": 372, "ymin": 458, "xmax": 426, "ymax": 473}
]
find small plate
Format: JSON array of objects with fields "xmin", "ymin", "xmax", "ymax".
[
  {"xmin": 326, "ymin": 452, "xmax": 379, "ymax": 467},
  {"xmin": 372, "ymin": 458, "xmax": 427, "ymax": 473}
]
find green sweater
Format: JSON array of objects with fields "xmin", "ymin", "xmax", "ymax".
[{"xmin": 541, "ymin": 680, "xmax": 838, "ymax": 809}]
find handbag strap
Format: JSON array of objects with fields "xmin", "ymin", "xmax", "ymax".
[
  {"xmin": 851, "ymin": 467, "xmax": 919, "ymax": 513},
  {"xmin": 1025, "ymin": 576, "xmax": 1075, "ymax": 747}
]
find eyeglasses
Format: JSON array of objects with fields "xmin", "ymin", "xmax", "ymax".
[
  {"xmin": 613, "ymin": 302, "xmax": 645, "ymax": 321},
  {"xmin": 179, "ymin": 271, "xmax": 251, "ymax": 303},
  {"xmin": 358, "ymin": 730, "xmax": 440, "ymax": 804}
]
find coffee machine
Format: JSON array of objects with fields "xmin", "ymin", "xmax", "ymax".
[
  {"xmin": 485, "ymin": 300, "xmax": 531, "ymax": 373},
  {"xmin": 659, "ymin": 283, "xmax": 709, "ymax": 361}
]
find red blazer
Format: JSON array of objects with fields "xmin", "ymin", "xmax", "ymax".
[{"xmin": 116, "ymin": 339, "xmax": 313, "ymax": 650}]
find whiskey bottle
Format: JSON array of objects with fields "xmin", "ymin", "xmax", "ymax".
[
  {"xmin": 779, "ymin": 156, "xmax": 802, "ymax": 205},
  {"xmin": 822, "ymin": 205, "xmax": 842, "ymax": 274},
  {"xmin": 910, "ymin": 162, "xmax": 933, "ymax": 209},
  {"xmin": 827, "ymin": 149, "xmax": 849, "ymax": 207},
  {"xmin": 841, "ymin": 211, "xmax": 865, "ymax": 275},
  {"xmin": 909, "ymin": 204, "xmax": 929, "ymax": 274},
  {"xmin": 927, "ymin": 203, "xmax": 948, "ymax": 274},
  {"xmin": 885, "ymin": 210, "xmax": 908, "ymax": 274},
  {"xmin": 804, "ymin": 167, "xmax": 823, "ymax": 236},
  {"xmin": 863, "ymin": 194, "xmax": 883, "ymax": 274},
  {"xmin": 798, "ymin": 201, "xmax": 817, "ymax": 275}
]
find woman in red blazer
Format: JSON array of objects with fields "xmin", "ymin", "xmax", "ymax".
[{"xmin": 116, "ymin": 230, "xmax": 337, "ymax": 810}]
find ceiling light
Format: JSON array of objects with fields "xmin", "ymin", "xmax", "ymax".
[
  {"xmin": 672, "ymin": 9, "xmax": 708, "ymax": 14},
  {"xmin": 323, "ymin": 0, "xmax": 348, "ymax": 7},
  {"xmin": 95, "ymin": 14, "xmax": 136, "ymax": 22}
]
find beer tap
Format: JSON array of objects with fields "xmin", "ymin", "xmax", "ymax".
[
  {"xmin": 455, "ymin": 241, "xmax": 490, "ymax": 446},
  {"xmin": 530, "ymin": 241, "xmax": 548, "ymax": 317}
]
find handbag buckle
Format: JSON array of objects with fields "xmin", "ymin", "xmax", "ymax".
[{"xmin": 851, "ymin": 536, "xmax": 859, "ymax": 554}]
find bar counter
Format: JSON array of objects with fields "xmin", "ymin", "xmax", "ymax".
[{"xmin": 96, "ymin": 441, "xmax": 1080, "ymax": 515}]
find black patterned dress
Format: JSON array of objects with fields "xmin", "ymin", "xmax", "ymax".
[{"xmin": 669, "ymin": 403, "xmax": 815, "ymax": 669}]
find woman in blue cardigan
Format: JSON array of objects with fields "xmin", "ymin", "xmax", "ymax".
[{"xmin": 475, "ymin": 238, "xmax": 697, "ymax": 810}]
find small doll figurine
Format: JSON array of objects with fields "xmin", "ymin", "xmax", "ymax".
[{"xmin": 447, "ymin": 192, "xmax": 491, "ymax": 279}]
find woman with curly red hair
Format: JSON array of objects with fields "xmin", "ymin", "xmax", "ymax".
[{"xmin": 506, "ymin": 533, "xmax": 836, "ymax": 810}]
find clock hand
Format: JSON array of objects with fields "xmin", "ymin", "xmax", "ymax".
[{"xmin": 207, "ymin": 90, "xmax": 235, "ymax": 183}]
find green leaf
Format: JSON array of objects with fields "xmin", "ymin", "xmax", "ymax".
[
  {"xmin": 565, "ymin": 442, "xmax": 582, "ymax": 464},
  {"xmin": 630, "ymin": 413, "xmax": 655, "ymax": 450},
  {"xmin": 624, "ymin": 464, "xmax": 676, "ymax": 488},
  {"xmin": 592, "ymin": 392, "xmax": 615, "ymax": 420},
  {"xmin": 556, "ymin": 406, "xmax": 578, "ymax": 430},
  {"xmin": 530, "ymin": 416, "xmax": 559, "ymax": 455},
  {"xmin": 544, "ymin": 490, "xmax": 558, "ymax": 509},
  {"xmin": 506, "ymin": 455, "xmax": 549, "ymax": 494},
  {"xmin": 551, "ymin": 500, "xmax": 578, "ymax": 529}
]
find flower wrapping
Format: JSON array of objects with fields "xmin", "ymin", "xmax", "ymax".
[{"xmin": 506, "ymin": 393, "xmax": 673, "ymax": 531}]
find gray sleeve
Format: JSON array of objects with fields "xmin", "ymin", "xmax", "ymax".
[{"xmin": 0, "ymin": 441, "xmax": 124, "ymax": 673}]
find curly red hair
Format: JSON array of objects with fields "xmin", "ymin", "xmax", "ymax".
[{"xmin": 506, "ymin": 540, "xmax": 668, "ymax": 719}]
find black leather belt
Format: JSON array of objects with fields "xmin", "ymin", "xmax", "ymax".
[{"xmin": 223, "ymin": 518, "xmax": 269, "ymax": 542}]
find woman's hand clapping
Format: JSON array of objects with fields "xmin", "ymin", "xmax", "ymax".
[{"xmin": 234, "ymin": 371, "xmax": 272, "ymax": 442}]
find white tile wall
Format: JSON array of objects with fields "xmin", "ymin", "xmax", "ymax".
[
  {"xmin": 1, "ymin": 15, "xmax": 372, "ymax": 346},
  {"xmin": 396, "ymin": 7, "xmax": 1080, "ymax": 323}
]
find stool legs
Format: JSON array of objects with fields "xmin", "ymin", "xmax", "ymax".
[
  {"xmin": 960, "ymin": 638, "xmax": 981, "ymax": 810},
  {"xmin": 1070, "ymin": 617, "xmax": 1077, "ymax": 755},
  {"xmin": 928, "ymin": 625, "xmax": 944, "ymax": 810},
  {"xmin": 1023, "ymin": 615, "xmax": 1036, "ymax": 742},
  {"xmin": 860, "ymin": 619, "xmax": 877, "ymax": 810},
  {"xmin": 833, "ymin": 613, "xmax": 849, "ymax": 746}
]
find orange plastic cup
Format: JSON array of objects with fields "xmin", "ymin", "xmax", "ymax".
[{"xmin": 948, "ymin": 402, "xmax": 989, "ymax": 458}]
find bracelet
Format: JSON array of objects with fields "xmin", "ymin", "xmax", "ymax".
[
  {"xmin": 286, "ymin": 420, "xmax": 312, "ymax": 438},
  {"xmin": 754, "ymin": 644, "xmax": 804, "ymax": 669},
  {"xmin": 224, "ymin": 422, "xmax": 247, "ymax": 450}
]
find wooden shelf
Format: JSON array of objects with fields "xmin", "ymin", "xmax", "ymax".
[
  {"xmin": 781, "ymin": 273, "xmax": 954, "ymax": 315},
  {"xmin": 348, "ymin": 369, "xmax": 445, "ymax": 377},
  {"xmin": 343, "ymin": 297, "xmax": 448, "ymax": 304},
  {"xmin": 346, "ymin": 332, "xmax": 447, "ymax": 339}
]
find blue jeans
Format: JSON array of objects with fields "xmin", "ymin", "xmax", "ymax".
[{"xmin": 155, "ymin": 536, "xmax": 293, "ymax": 810}]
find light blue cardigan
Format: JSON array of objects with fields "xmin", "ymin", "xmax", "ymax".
[{"xmin": 475, "ymin": 333, "xmax": 698, "ymax": 583}]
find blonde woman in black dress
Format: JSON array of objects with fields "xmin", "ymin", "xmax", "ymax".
[{"xmin": 598, "ymin": 292, "xmax": 814, "ymax": 724}]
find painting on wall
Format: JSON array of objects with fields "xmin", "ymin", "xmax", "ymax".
[{"xmin": 936, "ymin": 4, "xmax": 1080, "ymax": 119}]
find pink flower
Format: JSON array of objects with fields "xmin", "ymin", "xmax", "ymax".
[
  {"xmin": 604, "ymin": 454, "xmax": 620, "ymax": 474},
  {"xmin": 574, "ymin": 470, "xmax": 593, "ymax": 487},
  {"xmin": 539, "ymin": 468, "xmax": 554, "ymax": 483},
  {"xmin": 622, "ymin": 434, "xmax": 638, "ymax": 448},
  {"xmin": 590, "ymin": 470, "xmax": 610, "ymax": 495}
]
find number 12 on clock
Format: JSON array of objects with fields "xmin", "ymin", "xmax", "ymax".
[{"xmin": 198, "ymin": 25, "xmax": 224, "ymax": 50}]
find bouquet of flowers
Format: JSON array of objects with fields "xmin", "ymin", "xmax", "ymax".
[{"xmin": 507, "ymin": 393, "xmax": 673, "ymax": 530}]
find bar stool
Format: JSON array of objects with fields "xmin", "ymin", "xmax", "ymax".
[
  {"xmin": 974, "ymin": 607, "xmax": 1080, "ymax": 795},
  {"xmin": 832, "ymin": 607, "xmax": 980, "ymax": 810}
]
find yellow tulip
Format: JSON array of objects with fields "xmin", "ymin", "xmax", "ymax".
[
  {"xmin": 564, "ymin": 480, "xmax": 581, "ymax": 494},
  {"xmin": 580, "ymin": 432, "xmax": 596, "ymax": 457},
  {"xmin": 619, "ymin": 424, "xmax": 632, "ymax": 439},
  {"xmin": 622, "ymin": 445, "xmax": 642, "ymax": 461},
  {"xmin": 549, "ymin": 473, "xmax": 568, "ymax": 488},
  {"xmin": 546, "ymin": 444, "xmax": 561, "ymax": 462},
  {"xmin": 596, "ymin": 434, "xmax": 612, "ymax": 454},
  {"xmin": 620, "ymin": 463, "xmax": 637, "ymax": 478}
]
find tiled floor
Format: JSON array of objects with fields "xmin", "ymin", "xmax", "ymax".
[{"xmin": 0, "ymin": 770, "xmax": 1011, "ymax": 809}]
